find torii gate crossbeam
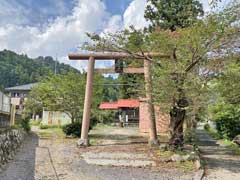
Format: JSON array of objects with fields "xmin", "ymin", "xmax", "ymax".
[{"xmin": 68, "ymin": 52, "xmax": 170, "ymax": 147}]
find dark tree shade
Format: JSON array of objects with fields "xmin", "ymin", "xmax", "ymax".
[{"xmin": 145, "ymin": 0, "xmax": 204, "ymax": 31}]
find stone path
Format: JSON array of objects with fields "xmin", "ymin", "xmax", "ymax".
[
  {"xmin": 81, "ymin": 152, "xmax": 157, "ymax": 167},
  {"xmin": 196, "ymin": 129, "xmax": 240, "ymax": 180},
  {"xmin": 0, "ymin": 127, "xmax": 197, "ymax": 180}
]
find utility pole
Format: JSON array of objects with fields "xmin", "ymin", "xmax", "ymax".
[{"xmin": 55, "ymin": 54, "xmax": 58, "ymax": 75}]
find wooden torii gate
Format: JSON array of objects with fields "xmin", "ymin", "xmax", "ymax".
[{"xmin": 68, "ymin": 52, "xmax": 170, "ymax": 146}]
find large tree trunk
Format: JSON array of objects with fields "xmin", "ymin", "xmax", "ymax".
[{"xmin": 169, "ymin": 97, "xmax": 188, "ymax": 149}]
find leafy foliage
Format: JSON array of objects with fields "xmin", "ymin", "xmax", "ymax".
[
  {"xmin": 145, "ymin": 0, "xmax": 204, "ymax": 31},
  {"xmin": 98, "ymin": 110, "xmax": 117, "ymax": 124},
  {"xmin": 210, "ymin": 62, "xmax": 240, "ymax": 140},
  {"xmin": 0, "ymin": 50, "xmax": 78, "ymax": 89},
  {"xmin": 84, "ymin": 2, "xmax": 240, "ymax": 148},
  {"xmin": 20, "ymin": 118, "xmax": 31, "ymax": 132},
  {"xmin": 25, "ymin": 72, "xmax": 103, "ymax": 123}
]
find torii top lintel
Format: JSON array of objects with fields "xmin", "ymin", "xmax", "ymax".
[{"xmin": 68, "ymin": 52, "xmax": 170, "ymax": 60}]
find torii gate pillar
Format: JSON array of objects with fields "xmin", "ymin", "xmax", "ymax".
[
  {"xmin": 77, "ymin": 56, "xmax": 95, "ymax": 146},
  {"xmin": 69, "ymin": 52, "xmax": 170, "ymax": 147}
]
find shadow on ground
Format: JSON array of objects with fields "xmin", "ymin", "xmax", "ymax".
[{"xmin": 197, "ymin": 129, "xmax": 240, "ymax": 175}]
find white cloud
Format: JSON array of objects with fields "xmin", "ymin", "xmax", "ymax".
[
  {"xmin": 0, "ymin": 0, "xmax": 30, "ymax": 26},
  {"xmin": 0, "ymin": 0, "xmax": 112, "ymax": 70},
  {"xmin": 102, "ymin": 15, "xmax": 123, "ymax": 34},
  {"xmin": 0, "ymin": 0, "xmax": 233, "ymax": 71},
  {"xmin": 123, "ymin": 0, "xmax": 149, "ymax": 29}
]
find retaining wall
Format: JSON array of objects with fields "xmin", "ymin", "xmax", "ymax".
[{"xmin": 0, "ymin": 129, "xmax": 26, "ymax": 166}]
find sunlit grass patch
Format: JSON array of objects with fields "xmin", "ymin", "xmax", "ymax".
[
  {"xmin": 175, "ymin": 160, "xmax": 196, "ymax": 173},
  {"xmin": 219, "ymin": 139, "xmax": 240, "ymax": 155},
  {"xmin": 38, "ymin": 127, "xmax": 65, "ymax": 138}
]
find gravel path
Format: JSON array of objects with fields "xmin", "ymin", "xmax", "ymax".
[
  {"xmin": 0, "ymin": 127, "xmax": 196, "ymax": 180},
  {"xmin": 196, "ymin": 129, "xmax": 240, "ymax": 180}
]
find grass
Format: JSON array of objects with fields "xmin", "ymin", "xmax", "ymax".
[
  {"xmin": 39, "ymin": 124, "xmax": 62, "ymax": 129},
  {"xmin": 30, "ymin": 120, "xmax": 41, "ymax": 126},
  {"xmin": 10, "ymin": 125, "xmax": 21, "ymax": 129},
  {"xmin": 205, "ymin": 127, "xmax": 222, "ymax": 140},
  {"xmin": 175, "ymin": 160, "xmax": 196, "ymax": 173},
  {"xmin": 219, "ymin": 139, "xmax": 240, "ymax": 155},
  {"xmin": 156, "ymin": 150, "xmax": 174, "ymax": 158},
  {"xmin": 205, "ymin": 126, "xmax": 240, "ymax": 155},
  {"xmin": 156, "ymin": 150, "xmax": 197, "ymax": 173},
  {"xmin": 90, "ymin": 138, "xmax": 98, "ymax": 145},
  {"xmin": 38, "ymin": 127, "xmax": 65, "ymax": 138},
  {"xmin": 93, "ymin": 124, "xmax": 115, "ymax": 130}
]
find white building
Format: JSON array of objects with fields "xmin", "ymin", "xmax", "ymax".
[{"xmin": 0, "ymin": 91, "xmax": 10, "ymax": 113}]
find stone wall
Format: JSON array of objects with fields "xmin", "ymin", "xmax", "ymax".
[{"xmin": 0, "ymin": 129, "xmax": 26, "ymax": 166}]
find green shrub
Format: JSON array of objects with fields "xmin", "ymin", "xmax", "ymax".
[
  {"xmin": 62, "ymin": 118, "xmax": 97, "ymax": 137},
  {"xmin": 216, "ymin": 117, "xmax": 240, "ymax": 140},
  {"xmin": 90, "ymin": 116, "xmax": 98, "ymax": 127},
  {"xmin": 98, "ymin": 110, "xmax": 116, "ymax": 124},
  {"xmin": 39, "ymin": 124, "xmax": 49, "ymax": 129},
  {"xmin": 210, "ymin": 102, "xmax": 240, "ymax": 140},
  {"xmin": 204, "ymin": 124, "xmax": 210, "ymax": 131},
  {"xmin": 21, "ymin": 118, "xmax": 31, "ymax": 132},
  {"xmin": 62, "ymin": 122, "xmax": 82, "ymax": 137}
]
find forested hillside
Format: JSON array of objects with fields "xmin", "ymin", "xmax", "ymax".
[{"xmin": 0, "ymin": 50, "xmax": 79, "ymax": 89}]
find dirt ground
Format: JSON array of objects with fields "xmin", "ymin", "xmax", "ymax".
[{"xmin": 0, "ymin": 126, "xmax": 198, "ymax": 180}]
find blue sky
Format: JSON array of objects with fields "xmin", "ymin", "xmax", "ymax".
[
  {"xmin": 0, "ymin": 0, "xmax": 232, "ymax": 70},
  {"xmin": 103, "ymin": 0, "xmax": 133, "ymax": 15},
  {"xmin": 0, "ymin": 0, "xmax": 133, "ymax": 27}
]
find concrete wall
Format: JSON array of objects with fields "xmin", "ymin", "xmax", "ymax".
[
  {"xmin": 139, "ymin": 101, "xmax": 170, "ymax": 134},
  {"xmin": 42, "ymin": 110, "xmax": 71, "ymax": 126}
]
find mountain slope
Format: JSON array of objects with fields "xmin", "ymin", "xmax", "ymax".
[{"xmin": 0, "ymin": 50, "xmax": 79, "ymax": 89}]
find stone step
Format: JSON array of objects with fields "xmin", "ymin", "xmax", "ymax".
[{"xmin": 81, "ymin": 152, "xmax": 156, "ymax": 167}]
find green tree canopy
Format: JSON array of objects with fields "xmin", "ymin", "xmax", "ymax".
[
  {"xmin": 26, "ymin": 72, "xmax": 103, "ymax": 123},
  {"xmin": 209, "ymin": 59, "xmax": 240, "ymax": 139},
  {"xmin": 0, "ymin": 50, "xmax": 78, "ymax": 89},
  {"xmin": 84, "ymin": 2, "xmax": 240, "ymax": 148},
  {"xmin": 144, "ymin": 0, "xmax": 204, "ymax": 31}
]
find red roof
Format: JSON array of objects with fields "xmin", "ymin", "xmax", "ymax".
[
  {"xmin": 99, "ymin": 99, "xmax": 139, "ymax": 110},
  {"xmin": 99, "ymin": 102, "xmax": 118, "ymax": 110},
  {"xmin": 117, "ymin": 99, "xmax": 140, "ymax": 108}
]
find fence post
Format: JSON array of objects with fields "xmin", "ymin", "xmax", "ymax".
[{"xmin": 10, "ymin": 104, "xmax": 16, "ymax": 126}]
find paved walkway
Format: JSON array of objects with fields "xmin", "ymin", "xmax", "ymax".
[
  {"xmin": 0, "ymin": 127, "xmax": 196, "ymax": 180},
  {"xmin": 196, "ymin": 129, "xmax": 240, "ymax": 180},
  {"xmin": 0, "ymin": 132, "xmax": 38, "ymax": 180}
]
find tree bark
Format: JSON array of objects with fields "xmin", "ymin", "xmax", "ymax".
[
  {"xmin": 169, "ymin": 97, "xmax": 188, "ymax": 149},
  {"xmin": 71, "ymin": 117, "xmax": 75, "ymax": 124}
]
